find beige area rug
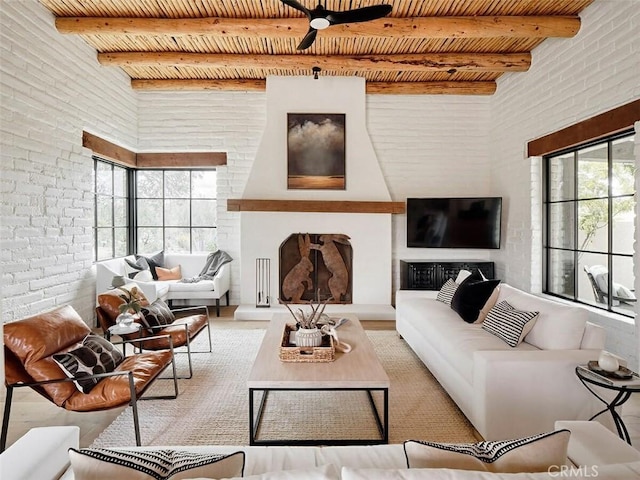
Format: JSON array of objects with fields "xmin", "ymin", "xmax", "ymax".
[{"xmin": 91, "ymin": 329, "xmax": 477, "ymax": 447}]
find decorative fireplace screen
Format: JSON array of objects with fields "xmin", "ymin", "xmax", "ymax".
[{"xmin": 279, "ymin": 233, "xmax": 352, "ymax": 304}]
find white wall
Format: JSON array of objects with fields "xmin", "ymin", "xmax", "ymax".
[
  {"xmin": 489, "ymin": 0, "xmax": 640, "ymax": 367},
  {"xmin": 137, "ymin": 90, "xmax": 266, "ymax": 305},
  {"xmin": 367, "ymin": 95, "xmax": 493, "ymax": 296},
  {"xmin": 239, "ymin": 76, "xmax": 392, "ymax": 307},
  {"xmin": 1, "ymin": 0, "xmax": 138, "ymax": 323}
]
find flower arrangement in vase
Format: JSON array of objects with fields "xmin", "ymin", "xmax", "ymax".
[{"xmin": 115, "ymin": 286, "xmax": 144, "ymax": 326}]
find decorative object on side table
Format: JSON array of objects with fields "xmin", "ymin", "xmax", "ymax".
[
  {"xmin": 575, "ymin": 358, "xmax": 640, "ymax": 445},
  {"xmin": 115, "ymin": 286, "xmax": 144, "ymax": 327}
]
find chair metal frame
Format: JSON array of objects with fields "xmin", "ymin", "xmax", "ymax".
[
  {"xmin": 583, "ymin": 265, "xmax": 637, "ymax": 305},
  {"xmin": 1, "ymin": 335, "xmax": 178, "ymax": 452},
  {"xmin": 125, "ymin": 305, "xmax": 213, "ymax": 379}
]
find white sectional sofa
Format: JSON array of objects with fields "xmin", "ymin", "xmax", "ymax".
[
  {"xmin": 2, "ymin": 422, "xmax": 639, "ymax": 480},
  {"xmin": 96, "ymin": 253, "xmax": 231, "ymax": 316},
  {"xmin": 396, "ymin": 283, "xmax": 610, "ymax": 441}
]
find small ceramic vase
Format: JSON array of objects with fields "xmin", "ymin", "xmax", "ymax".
[
  {"xmin": 598, "ymin": 351, "xmax": 619, "ymax": 372},
  {"xmin": 295, "ymin": 327, "xmax": 323, "ymax": 347},
  {"xmin": 116, "ymin": 312, "xmax": 135, "ymax": 327}
]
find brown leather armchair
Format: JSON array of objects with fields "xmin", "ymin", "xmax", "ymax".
[
  {"xmin": 1, "ymin": 305, "xmax": 178, "ymax": 452},
  {"xmin": 96, "ymin": 284, "xmax": 212, "ymax": 379}
]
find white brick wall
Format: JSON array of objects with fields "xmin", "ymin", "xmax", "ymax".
[
  {"xmin": 489, "ymin": 0, "xmax": 640, "ymax": 367},
  {"xmin": 1, "ymin": 0, "xmax": 137, "ymax": 324},
  {"xmin": 136, "ymin": 91, "xmax": 266, "ymax": 305}
]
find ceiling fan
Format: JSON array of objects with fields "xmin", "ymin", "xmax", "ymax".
[{"xmin": 280, "ymin": 0, "xmax": 393, "ymax": 50}]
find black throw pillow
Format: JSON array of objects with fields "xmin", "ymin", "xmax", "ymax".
[
  {"xmin": 136, "ymin": 251, "xmax": 164, "ymax": 280},
  {"xmin": 451, "ymin": 278, "xmax": 501, "ymax": 323}
]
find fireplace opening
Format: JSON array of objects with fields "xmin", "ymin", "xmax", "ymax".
[{"xmin": 279, "ymin": 233, "xmax": 353, "ymax": 304}]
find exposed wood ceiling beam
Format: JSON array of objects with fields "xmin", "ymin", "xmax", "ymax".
[
  {"xmin": 56, "ymin": 16, "xmax": 580, "ymax": 39},
  {"xmin": 99, "ymin": 52, "xmax": 530, "ymax": 72},
  {"xmin": 130, "ymin": 78, "xmax": 496, "ymax": 95},
  {"xmin": 132, "ymin": 79, "xmax": 266, "ymax": 91}
]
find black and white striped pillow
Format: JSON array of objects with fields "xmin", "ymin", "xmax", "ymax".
[
  {"xmin": 69, "ymin": 448, "xmax": 245, "ymax": 480},
  {"xmin": 482, "ymin": 300, "xmax": 539, "ymax": 347},
  {"xmin": 404, "ymin": 429, "xmax": 570, "ymax": 472},
  {"xmin": 436, "ymin": 279, "xmax": 459, "ymax": 306}
]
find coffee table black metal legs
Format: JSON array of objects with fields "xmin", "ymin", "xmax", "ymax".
[{"xmin": 249, "ymin": 387, "xmax": 389, "ymax": 446}]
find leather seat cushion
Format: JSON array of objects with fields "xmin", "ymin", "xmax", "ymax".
[
  {"xmin": 3, "ymin": 305, "xmax": 91, "ymax": 406},
  {"xmin": 127, "ymin": 314, "xmax": 208, "ymax": 350},
  {"xmin": 64, "ymin": 350, "xmax": 174, "ymax": 411}
]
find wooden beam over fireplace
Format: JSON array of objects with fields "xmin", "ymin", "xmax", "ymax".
[{"xmin": 227, "ymin": 199, "xmax": 405, "ymax": 214}]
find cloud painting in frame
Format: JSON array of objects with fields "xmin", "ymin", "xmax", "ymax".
[{"xmin": 287, "ymin": 113, "xmax": 346, "ymax": 190}]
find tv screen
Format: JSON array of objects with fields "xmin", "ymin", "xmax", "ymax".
[{"xmin": 407, "ymin": 197, "xmax": 502, "ymax": 249}]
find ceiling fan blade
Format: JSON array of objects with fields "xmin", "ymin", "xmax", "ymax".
[
  {"xmin": 327, "ymin": 5, "xmax": 392, "ymax": 25},
  {"xmin": 280, "ymin": 0, "xmax": 311, "ymax": 17},
  {"xmin": 297, "ymin": 27, "xmax": 318, "ymax": 50}
]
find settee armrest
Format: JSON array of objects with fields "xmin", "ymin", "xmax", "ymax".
[
  {"xmin": 212, "ymin": 264, "xmax": 230, "ymax": 295},
  {"xmin": 473, "ymin": 348, "xmax": 614, "ymax": 440},
  {"xmin": 0, "ymin": 426, "xmax": 79, "ymax": 480},
  {"xmin": 556, "ymin": 420, "xmax": 640, "ymax": 466}
]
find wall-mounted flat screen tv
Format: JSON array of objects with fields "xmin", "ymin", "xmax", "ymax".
[{"xmin": 407, "ymin": 197, "xmax": 502, "ymax": 249}]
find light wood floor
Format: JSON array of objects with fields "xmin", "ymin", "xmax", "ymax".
[{"xmin": 2, "ymin": 305, "xmax": 640, "ymax": 451}]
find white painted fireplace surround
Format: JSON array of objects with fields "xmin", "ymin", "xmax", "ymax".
[{"xmin": 235, "ymin": 76, "xmax": 395, "ymax": 320}]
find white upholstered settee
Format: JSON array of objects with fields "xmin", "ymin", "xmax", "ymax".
[
  {"xmin": 396, "ymin": 283, "xmax": 610, "ymax": 441},
  {"xmin": 2, "ymin": 422, "xmax": 639, "ymax": 479},
  {"xmin": 96, "ymin": 252, "xmax": 231, "ymax": 316}
]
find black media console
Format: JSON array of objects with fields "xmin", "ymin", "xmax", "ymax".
[{"xmin": 400, "ymin": 260, "xmax": 495, "ymax": 290}]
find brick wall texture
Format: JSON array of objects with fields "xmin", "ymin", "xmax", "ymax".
[{"xmin": 1, "ymin": 0, "xmax": 639, "ymax": 365}]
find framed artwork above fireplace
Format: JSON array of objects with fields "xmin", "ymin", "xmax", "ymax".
[{"xmin": 287, "ymin": 113, "xmax": 346, "ymax": 190}]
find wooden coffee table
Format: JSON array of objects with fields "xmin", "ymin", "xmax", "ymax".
[{"xmin": 247, "ymin": 313, "xmax": 390, "ymax": 446}]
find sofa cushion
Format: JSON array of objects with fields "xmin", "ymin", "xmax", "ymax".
[
  {"xmin": 169, "ymin": 279, "xmax": 216, "ymax": 292},
  {"xmin": 228, "ymin": 464, "xmax": 340, "ymax": 480},
  {"xmin": 451, "ymin": 279, "xmax": 501, "ymax": 323},
  {"xmin": 403, "ymin": 429, "xmax": 570, "ymax": 472},
  {"xmin": 398, "ymin": 297, "xmax": 537, "ymax": 384},
  {"xmin": 52, "ymin": 334, "xmax": 124, "ymax": 393},
  {"xmin": 68, "ymin": 448, "xmax": 245, "ymax": 480},
  {"xmin": 496, "ymin": 284, "xmax": 587, "ymax": 350},
  {"xmin": 482, "ymin": 301, "xmax": 539, "ymax": 347},
  {"xmin": 137, "ymin": 250, "xmax": 165, "ymax": 280}
]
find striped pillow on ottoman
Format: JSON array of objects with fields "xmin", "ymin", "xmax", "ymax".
[{"xmin": 482, "ymin": 300, "xmax": 539, "ymax": 347}]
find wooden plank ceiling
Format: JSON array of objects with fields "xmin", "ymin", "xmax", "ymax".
[{"xmin": 40, "ymin": 0, "xmax": 594, "ymax": 95}]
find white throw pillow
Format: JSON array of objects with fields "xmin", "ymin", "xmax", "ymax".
[
  {"xmin": 455, "ymin": 269, "xmax": 473, "ymax": 284},
  {"xmin": 133, "ymin": 269, "xmax": 153, "ymax": 282}
]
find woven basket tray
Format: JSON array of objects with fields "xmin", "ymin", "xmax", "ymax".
[{"xmin": 279, "ymin": 323, "xmax": 335, "ymax": 363}]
